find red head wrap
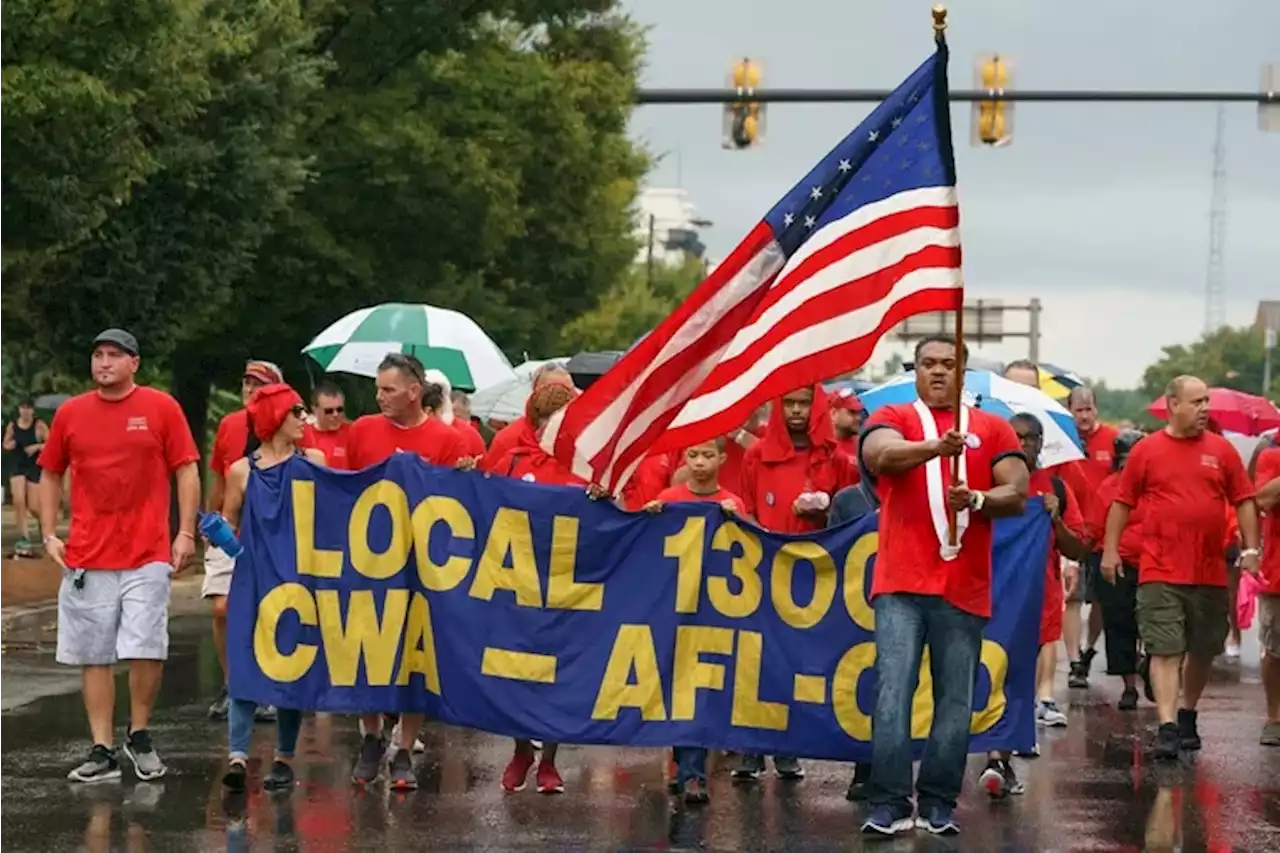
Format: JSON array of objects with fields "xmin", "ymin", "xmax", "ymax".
[{"xmin": 247, "ymin": 383, "xmax": 304, "ymax": 441}]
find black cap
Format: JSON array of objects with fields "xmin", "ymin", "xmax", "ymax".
[{"xmin": 92, "ymin": 328, "xmax": 139, "ymax": 357}]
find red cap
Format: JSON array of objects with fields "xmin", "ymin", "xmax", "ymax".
[
  {"xmin": 829, "ymin": 388, "xmax": 864, "ymax": 412},
  {"xmin": 244, "ymin": 360, "xmax": 284, "ymax": 385}
]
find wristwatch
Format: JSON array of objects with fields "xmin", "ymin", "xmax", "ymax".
[{"xmin": 968, "ymin": 491, "xmax": 986, "ymax": 511}]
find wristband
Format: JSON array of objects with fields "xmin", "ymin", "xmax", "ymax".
[
  {"xmin": 1239, "ymin": 547, "xmax": 1261, "ymax": 559},
  {"xmin": 178, "ymin": 530, "xmax": 196, "ymax": 541}
]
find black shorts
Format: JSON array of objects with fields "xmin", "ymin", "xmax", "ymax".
[{"xmin": 10, "ymin": 467, "xmax": 40, "ymax": 484}]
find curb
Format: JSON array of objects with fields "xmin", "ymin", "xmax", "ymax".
[{"xmin": 1, "ymin": 575, "xmax": 206, "ymax": 637}]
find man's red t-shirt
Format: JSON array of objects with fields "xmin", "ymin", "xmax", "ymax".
[
  {"xmin": 621, "ymin": 453, "xmax": 675, "ymax": 511},
  {"xmin": 656, "ymin": 483, "xmax": 745, "ymax": 514},
  {"xmin": 499, "ymin": 448, "xmax": 586, "ymax": 487},
  {"xmin": 1255, "ymin": 447, "xmax": 1280, "ymax": 594},
  {"xmin": 301, "ymin": 422, "xmax": 352, "ymax": 470},
  {"xmin": 1055, "ymin": 422, "xmax": 1118, "ymax": 524},
  {"xmin": 1115, "ymin": 429, "xmax": 1254, "ymax": 587},
  {"xmin": 1029, "ymin": 468, "xmax": 1084, "ymax": 645},
  {"xmin": 346, "ymin": 414, "xmax": 465, "ymax": 469},
  {"xmin": 863, "ymin": 404, "xmax": 1024, "ymax": 618},
  {"xmin": 836, "ymin": 435, "xmax": 857, "ymax": 462},
  {"xmin": 481, "ymin": 418, "xmax": 526, "ymax": 472},
  {"xmin": 1086, "ymin": 471, "xmax": 1145, "ymax": 565},
  {"xmin": 40, "ymin": 386, "xmax": 199, "ymax": 570},
  {"xmin": 210, "ymin": 409, "xmax": 250, "ymax": 478}
]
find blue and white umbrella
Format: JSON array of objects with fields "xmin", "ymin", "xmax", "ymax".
[{"xmin": 858, "ymin": 370, "xmax": 1085, "ymax": 468}]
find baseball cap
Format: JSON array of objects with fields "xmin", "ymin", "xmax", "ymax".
[
  {"xmin": 830, "ymin": 387, "xmax": 864, "ymax": 411},
  {"xmin": 243, "ymin": 360, "xmax": 284, "ymax": 384},
  {"xmin": 92, "ymin": 328, "xmax": 140, "ymax": 357}
]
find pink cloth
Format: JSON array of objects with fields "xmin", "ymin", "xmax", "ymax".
[{"xmin": 1237, "ymin": 571, "xmax": 1263, "ymax": 630}]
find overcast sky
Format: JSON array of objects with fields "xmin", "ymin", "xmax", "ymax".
[{"xmin": 625, "ymin": 0, "xmax": 1279, "ymax": 387}]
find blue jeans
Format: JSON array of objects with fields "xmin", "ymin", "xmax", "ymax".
[
  {"xmin": 866, "ymin": 593, "xmax": 986, "ymax": 812},
  {"xmin": 228, "ymin": 699, "xmax": 302, "ymax": 761},
  {"xmin": 673, "ymin": 747, "xmax": 707, "ymax": 786}
]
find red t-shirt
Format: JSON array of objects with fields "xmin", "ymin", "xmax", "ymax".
[
  {"xmin": 210, "ymin": 409, "xmax": 250, "ymax": 478},
  {"xmin": 1255, "ymin": 448, "xmax": 1280, "ymax": 594},
  {"xmin": 621, "ymin": 453, "xmax": 675, "ymax": 511},
  {"xmin": 656, "ymin": 483, "xmax": 745, "ymax": 514},
  {"xmin": 454, "ymin": 419, "xmax": 487, "ymax": 458},
  {"xmin": 346, "ymin": 414, "xmax": 465, "ymax": 469},
  {"xmin": 1054, "ymin": 422, "xmax": 1117, "ymax": 524},
  {"xmin": 481, "ymin": 419, "xmax": 526, "ymax": 472},
  {"xmin": 739, "ymin": 445, "xmax": 858, "ymax": 534},
  {"xmin": 1115, "ymin": 430, "xmax": 1254, "ymax": 587},
  {"xmin": 301, "ymin": 422, "xmax": 352, "ymax": 470},
  {"xmin": 836, "ymin": 435, "xmax": 857, "ymax": 463},
  {"xmin": 39, "ymin": 386, "xmax": 199, "ymax": 570},
  {"xmin": 1029, "ymin": 468, "xmax": 1084, "ymax": 645},
  {"xmin": 1087, "ymin": 471, "xmax": 1145, "ymax": 566},
  {"xmin": 863, "ymin": 404, "xmax": 1024, "ymax": 618},
  {"xmin": 500, "ymin": 448, "xmax": 586, "ymax": 487}
]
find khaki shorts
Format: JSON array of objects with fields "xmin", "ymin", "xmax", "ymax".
[
  {"xmin": 1260, "ymin": 594, "xmax": 1280, "ymax": 658},
  {"xmin": 1136, "ymin": 582, "xmax": 1229, "ymax": 658},
  {"xmin": 201, "ymin": 547, "xmax": 236, "ymax": 598}
]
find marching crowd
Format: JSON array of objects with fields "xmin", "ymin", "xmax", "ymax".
[{"xmin": 23, "ymin": 326, "xmax": 1280, "ymax": 839}]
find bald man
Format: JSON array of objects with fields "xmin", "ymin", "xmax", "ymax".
[{"xmin": 1103, "ymin": 375, "xmax": 1260, "ymax": 759}]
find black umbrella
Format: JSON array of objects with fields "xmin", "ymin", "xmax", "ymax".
[
  {"xmin": 566, "ymin": 351, "xmax": 623, "ymax": 391},
  {"xmin": 33, "ymin": 393, "xmax": 71, "ymax": 410}
]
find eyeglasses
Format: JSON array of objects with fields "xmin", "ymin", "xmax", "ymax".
[{"xmin": 321, "ymin": 406, "xmax": 344, "ymax": 415}]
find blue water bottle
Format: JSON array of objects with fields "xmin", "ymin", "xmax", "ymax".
[{"xmin": 199, "ymin": 511, "xmax": 243, "ymax": 558}]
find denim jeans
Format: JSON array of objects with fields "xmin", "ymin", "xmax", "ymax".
[
  {"xmin": 673, "ymin": 747, "xmax": 707, "ymax": 786},
  {"xmin": 866, "ymin": 593, "xmax": 986, "ymax": 812},
  {"xmin": 228, "ymin": 699, "xmax": 303, "ymax": 761}
]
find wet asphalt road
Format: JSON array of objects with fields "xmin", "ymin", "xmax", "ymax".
[{"xmin": 2, "ymin": 617, "xmax": 1278, "ymax": 852}]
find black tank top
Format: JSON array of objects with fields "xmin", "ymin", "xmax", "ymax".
[{"xmin": 10, "ymin": 420, "xmax": 41, "ymax": 469}]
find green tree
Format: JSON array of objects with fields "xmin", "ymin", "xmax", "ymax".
[
  {"xmin": 1140, "ymin": 325, "xmax": 1278, "ymax": 401},
  {"xmin": 1088, "ymin": 379, "xmax": 1155, "ymax": 426},
  {"xmin": 558, "ymin": 256, "xmax": 706, "ymax": 351}
]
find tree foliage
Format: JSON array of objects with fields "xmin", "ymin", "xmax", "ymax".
[
  {"xmin": 1140, "ymin": 325, "xmax": 1277, "ymax": 401},
  {"xmin": 558, "ymin": 256, "xmax": 706, "ymax": 352}
]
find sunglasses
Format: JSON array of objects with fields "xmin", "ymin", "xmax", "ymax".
[
  {"xmin": 321, "ymin": 406, "xmax": 344, "ymax": 415},
  {"xmin": 289, "ymin": 405, "xmax": 307, "ymax": 419}
]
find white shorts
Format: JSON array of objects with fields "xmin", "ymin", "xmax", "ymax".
[
  {"xmin": 56, "ymin": 562, "xmax": 171, "ymax": 666},
  {"xmin": 201, "ymin": 546, "xmax": 237, "ymax": 598}
]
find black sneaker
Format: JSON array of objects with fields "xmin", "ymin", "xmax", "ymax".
[
  {"xmin": 122, "ymin": 729, "xmax": 167, "ymax": 781},
  {"xmin": 1079, "ymin": 647, "xmax": 1098, "ymax": 677},
  {"xmin": 1118, "ymin": 687, "xmax": 1139, "ymax": 711},
  {"xmin": 222, "ymin": 760, "xmax": 247, "ymax": 792},
  {"xmin": 1154, "ymin": 722, "xmax": 1180, "ymax": 760},
  {"xmin": 254, "ymin": 705, "xmax": 277, "ymax": 724},
  {"xmin": 731, "ymin": 753, "xmax": 764, "ymax": 781},
  {"xmin": 208, "ymin": 687, "xmax": 230, "ymax": 720},
  {"xmin": 264, "ymin": 761, "xmax": 294, "ymax": 792},
  {"xmin": 1177, "ymin": 708, "xmax": 1201, "ymax": 751},
  {"xmin": 1067, "ymin": 661, "xmax": 1089, "ymax": 689},
  {"xmin": 67, "ymin": 744, "xmax": 121, "ymax": 783},
  {"xmin": 352, "ymin": 734, "xmax": 385, "ymax": 784},
  {"xmin": 388, "ymin": 748, "xmax": 418, "ymax": 791},
  {"xmin": 845, "ymin": 763, "xmax": 871, "ymax": 801},
  {"xmin": 773, "ymin": 755, "xmax": 804, "ymax": 779}
]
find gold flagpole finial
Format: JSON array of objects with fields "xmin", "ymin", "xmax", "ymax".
[{"xmin": 932, "ymin": 5, "xmax": 948, "ymax": 40}]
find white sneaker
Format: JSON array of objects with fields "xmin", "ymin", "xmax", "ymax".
[
  {"xmin": 1225, "ymin": 642, "xmax": 1241, "ymax": 660},
  {"xmin": 1039, "ymin": 700, "xmax": 1068, "ymax": 727},
  {"xmin": 412, "ymin": 737, "xmax": 426, "ymax": 754}
]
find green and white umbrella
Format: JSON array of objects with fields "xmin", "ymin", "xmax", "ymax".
[{"xmin": 302, "ymin": 303, "xmax": 516, "ymax": 392}]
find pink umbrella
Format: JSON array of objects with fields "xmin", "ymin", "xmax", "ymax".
[{"xmin": 1147, "ymin": 387, "xmax": 1280, "ymax": 436}]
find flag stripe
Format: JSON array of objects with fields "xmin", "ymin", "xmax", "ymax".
[{"xmin": 596, "ymin": 220, "xmax": 960, "ymax": 486}]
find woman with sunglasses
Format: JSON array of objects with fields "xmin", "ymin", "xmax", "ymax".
[{"xmin": 219, "ymin": 383, "xmax": 326, "ymax": 793}]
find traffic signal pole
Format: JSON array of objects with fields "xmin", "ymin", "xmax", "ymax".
[{"xmin": 636, "ymin": 89, "xmax": 1277, "ymax": 105}]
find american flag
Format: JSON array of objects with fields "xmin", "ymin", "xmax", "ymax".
[{"xmin": 544, "ymin": 45, "xmax": 962, "ymax": 491}]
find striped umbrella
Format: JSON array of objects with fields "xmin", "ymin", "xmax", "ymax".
[
  {"xmin": 858, "ymin": 369, "xmax": 1085, "ymax": 468},
  {"xmin": 1037, "ymin": 363, "xmax": 1085, "ymax": 400},
  {"xmin": 302, "ymin": 303, "xmax": 516, "ymax": 393}
]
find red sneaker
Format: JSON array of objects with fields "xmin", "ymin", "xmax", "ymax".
[
  {"xmin": 536, "ymin": 760, "xmax": 564, "ymax": 794},
  {"xmin": 501, "ymin": 751, "xmax": 535, "ymax": 792}
]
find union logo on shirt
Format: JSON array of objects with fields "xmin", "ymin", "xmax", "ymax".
[
  {"xmin": 126, "ymin": 417, "xmax": 149, "ymax": 432},
  {"xmin": 1094, "ymin": 451, "xmax": 1113, "ymax": 462},
  {"xmin": 332, "ymin": 447, "xmax": 346, "ymax": 457},
  {"xmin": 1200, "ymin": 454, "xmax": 1220, "ymax": 469}
]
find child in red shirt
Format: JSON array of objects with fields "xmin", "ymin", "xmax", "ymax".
[{"xmin": 645, "ymin": 437, "xmax": 743, "ymax": 805}]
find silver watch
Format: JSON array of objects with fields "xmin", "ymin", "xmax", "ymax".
[{"xmin": 968, "ymin": 491, "xmax": 986, "ymax": 511}]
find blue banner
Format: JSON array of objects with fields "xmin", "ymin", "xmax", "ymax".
[{"xmin": 227, "ymin": 455, "xmax": 1048, "ymax": 761}]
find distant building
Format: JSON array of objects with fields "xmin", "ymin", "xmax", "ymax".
[
  {"xmin": 634, "ymin": 187, "xmax": 713, "ymax": 268},
  {"xmin": 1255, "ymin": 300, "xmax": 1280, "ymax": 331}
]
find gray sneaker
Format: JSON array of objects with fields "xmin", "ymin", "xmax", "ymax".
[
  {"xmin": 122, "ymin": 730, "xmax": 167, "ymax": 781},
  {"xmin": 773, "ymin": 755, "xmax": 805, "ymax": 779},
  {"xmin": 731, "ymin": 753, "xmax": 765, "ymax": 781},
  {"xmin": 68, "ymin": 744, "xmax": 122, "ymax": 783}
]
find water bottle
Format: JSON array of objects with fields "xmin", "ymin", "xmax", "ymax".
[{"xmin": 199, "ymin": 511, "xmax": 243, "ymax": 559}]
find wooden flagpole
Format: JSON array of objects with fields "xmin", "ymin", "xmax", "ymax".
[{"xmin": 932, "ymin": 5, "xmax": 965, "ymax": 548}]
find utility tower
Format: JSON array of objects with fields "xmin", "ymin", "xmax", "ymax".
[{"xmin": 1205, "ymin": 104, "xmax": 1227, "ymax": 334}]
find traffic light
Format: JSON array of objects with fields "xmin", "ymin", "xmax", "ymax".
[
  {"xmin": 723, "ymin": 57, "xmax": 766, "ymax": 149},
  {"xmin": 971, "ymin": 53, "xmax": 1014, "ymax": 147}
]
